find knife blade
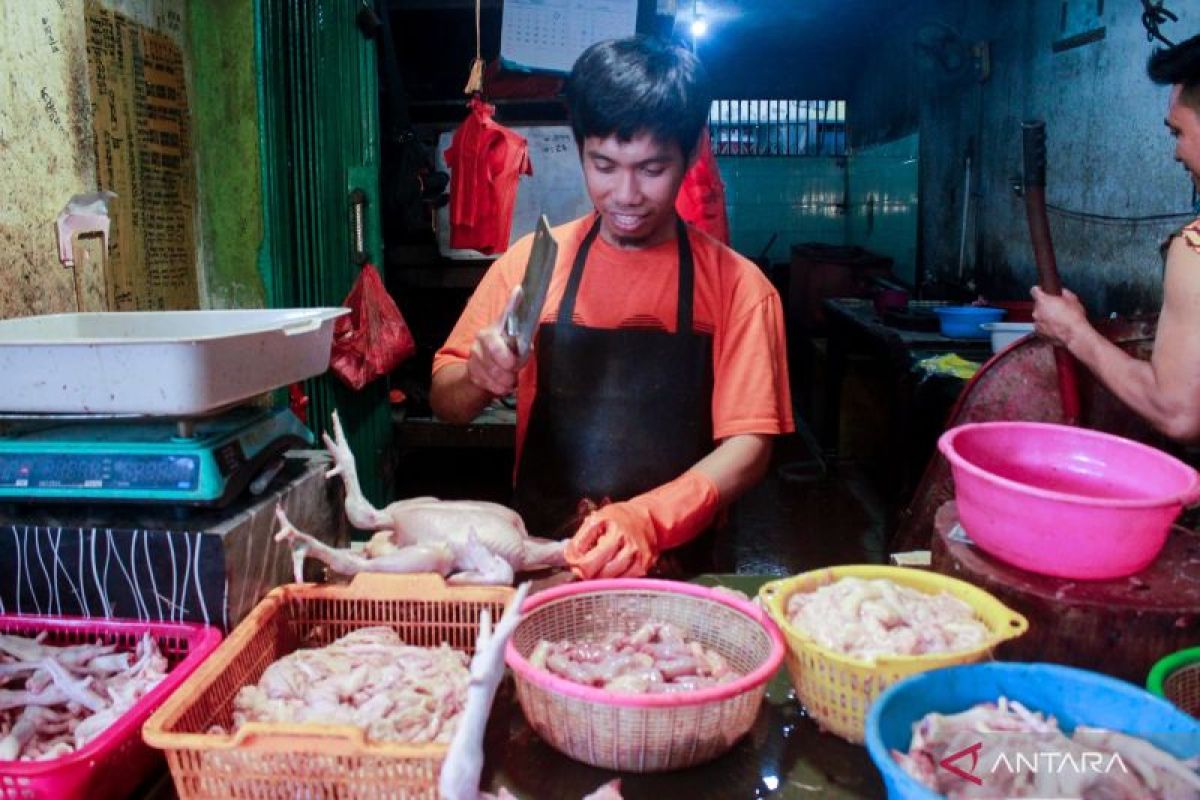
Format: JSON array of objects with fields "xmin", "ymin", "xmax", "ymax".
[{"xmin": 504, "ymin": 214, "xmax": 558, "ymax": 358}]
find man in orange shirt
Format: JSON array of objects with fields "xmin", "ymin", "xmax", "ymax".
[{"xmin": 431, "ymin": 36, "xmax": 794, "ymax": 579}]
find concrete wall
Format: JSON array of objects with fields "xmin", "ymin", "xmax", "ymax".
[
  {"xmin": 849, "ymin": 0, "xmax": 1198, "ymax": 315},
  {"xmin": 0, "ymin": 1, "xmax": 263, "ymax": 318},
  {"xmin": 187, "ymin": 0, "xmax": 265, "ymax": 309},
  {"xmin": 0, "ymin": 2, "xmax": 111, "ymax": 317}
]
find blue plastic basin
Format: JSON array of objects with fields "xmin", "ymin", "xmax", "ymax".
[
  {"xmin": 865, "ymin": 662, "xmax": 1200, "ymax": 799},
  {"xmin": 933, "ymin": 306, "xmax": 1005, "ymax": 339}
]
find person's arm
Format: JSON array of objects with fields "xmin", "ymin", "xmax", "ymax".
[
  {"xmin": 1031, "ymin": 237, "xmax": 1200, "ymax": 441},
  {"xmin": 430, "ymin": 363, "xmax": 501, "ymax": 425},
  {"xmin": 430, "ymin": 257, "xmax": 525, "ymax": 424},
  {"xmin": 693, "ymin": 433, "xmax": 773, "ymax": 503},
  {"xmin": 430, "ymin": 297, "xmax": 520, "ymax": 424},
  {"xmin": 564, "ymin": 434, "xmax": 772, "ymax": 579}
]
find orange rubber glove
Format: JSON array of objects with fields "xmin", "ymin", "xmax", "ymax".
[{"xmin": 564, "ymin": 471, "xmax": 720, "ymax": 580}]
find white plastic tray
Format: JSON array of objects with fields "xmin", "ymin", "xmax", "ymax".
[{"xmin": 0, "ymin": 309, "xmax": 349, "ymax": 415}]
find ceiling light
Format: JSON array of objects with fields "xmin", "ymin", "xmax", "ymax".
[{"xmin": 690, "ymin": 15, "xmax": 708, "ymax": 37}]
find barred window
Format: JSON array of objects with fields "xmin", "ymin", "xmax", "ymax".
[{"xmin": 709, "ymin": 99, "xmax": 847, "ymax": 156}]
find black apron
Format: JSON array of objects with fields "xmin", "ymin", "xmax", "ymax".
[{"xmin": 513, "ymin": 216, "xmax": 716, "ymax": 564}]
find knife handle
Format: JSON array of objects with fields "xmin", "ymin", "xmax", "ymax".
[
  {"xmin": 502, "ymin": 324, "xmax": 520, "ymax": 356},
  {"xmin": 501, "ymin": 287, "xmax": 523, "ymax": 356}
]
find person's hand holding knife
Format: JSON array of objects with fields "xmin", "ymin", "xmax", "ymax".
[
  {"xmin": 465, "ymin": 215, "xmax": 557, "ymax": 399},
  {"xmin": 466, "ymin": 285, "xmax": 525, "ymax": 398}
]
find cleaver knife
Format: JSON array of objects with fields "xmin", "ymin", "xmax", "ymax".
[{"xmin": 503, "ymin": 214, "xmax": 558, "ymax": 358}]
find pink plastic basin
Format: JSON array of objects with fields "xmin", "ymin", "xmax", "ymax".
[{"xmin": 938, "ymin": 422, "xmax": 1200, "ymax": 580}]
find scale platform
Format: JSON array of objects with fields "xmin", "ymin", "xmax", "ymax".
[{"xmin": 0, "ymin": 406, "xmax": 314, "ymax": 506}]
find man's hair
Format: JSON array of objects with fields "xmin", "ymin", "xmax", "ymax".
[
  {"xmin": 566, "ymin": 36, "xmax": 712, "ymax": 160},
  {"xmin": 1148, "ymin": 33, "xmax": 1200, "ymax": 109}
]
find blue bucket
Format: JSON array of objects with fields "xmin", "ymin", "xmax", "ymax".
[
  {"xmin": 865, "ymin": 662, "xmax": 1200, "ymax": 799},
  {"xmin": 933, "ymin": 306, "xmax": 1005, "ymax": 339}
]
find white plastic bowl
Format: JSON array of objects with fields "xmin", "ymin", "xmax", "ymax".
[
  {"xmin": 980, "ymin": 321, "xmax": 1035, "ymax": 354},
  {"xmin": 0, "ymin": 309, "xmax": 348, "ymax": 415}
]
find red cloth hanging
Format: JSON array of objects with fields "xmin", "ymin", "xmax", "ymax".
[
  {"xmin": 445, "ymin": 98, "xmax": 532, "ymax": 255},
  {"xmin": 330, "ymin": 263, "xmax": 416, "ymax": 391},
  {"xmin": 675, "ymin": 127, "xmax": 730, "ymax": 245}
]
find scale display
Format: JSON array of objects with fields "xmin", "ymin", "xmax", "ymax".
[
  {"xmin": 0, "ymin": 406, "xmax": 312, "ymax": 506},
  {"xmin": 0, "ymin": 453, "xmax": 198, "ymax": 491}
]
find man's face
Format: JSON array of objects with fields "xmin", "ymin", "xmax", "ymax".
[
  {"xmin": 1166, "ymin": 84, "xmax": 1200, "ymax": 191},
  {"xmin": 580, "ymin": 131, "xmax": 689, "ymax": 249}
]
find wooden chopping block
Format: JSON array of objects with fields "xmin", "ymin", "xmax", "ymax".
[{"xmin": 931, "ymin": 500, "xmax": 1200, "ymax": 684}]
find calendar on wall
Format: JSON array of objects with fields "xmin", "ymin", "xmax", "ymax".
[{"xmin": 500, "ymin": 0, "xmax": 639, "ymax": 74}]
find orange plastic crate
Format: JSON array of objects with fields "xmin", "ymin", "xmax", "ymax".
[{"xmin": 143, "ymin": 573, "xmax": 512, "ymax": 800}]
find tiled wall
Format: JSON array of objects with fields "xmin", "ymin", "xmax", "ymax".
[
  {"xmin": 718, "ymin": 133, "xmax": 918, "ymax": 285},
  {"xmin": 718, "ymin": 156, "xmax": 847, "ymax": 264},
  {"xmin": 847, "ymin": 134, "xmax": 919, "ymax": 285}
]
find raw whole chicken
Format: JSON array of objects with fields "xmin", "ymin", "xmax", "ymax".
[
  {"xmin": 786, "ymin": 577, "xmax": 990, "ymax": 661},
  {"xmin": 893, "ymin": 697, "xmax": 1200, "ymax": 799},
  {"xmin": 275, "ymin": 412, "xmax": 567, "ymax": 586},
  {"xmin": 528, "ymin": 622, "xmax": 737, "ymax": 694}
]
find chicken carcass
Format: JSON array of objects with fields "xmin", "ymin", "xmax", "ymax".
[{"xmin": 275, "ymin": 412, "xmax": 566, "ymax": 586}]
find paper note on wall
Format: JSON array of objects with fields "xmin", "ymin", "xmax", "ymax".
[
  {"xmin": 85, "ymin": 0, "xmax": 198, "ymax": 310},
  {"xmin": 435, "ymin": 125, "xmax": 594, "ymax": 259},
  {"xmin": 500, "ymin": 0, "xmax": 638, "ymax": 74}
]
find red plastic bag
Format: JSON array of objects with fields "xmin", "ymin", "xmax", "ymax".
[
  {"xmin": 675, "ymin": 127, "xmax": 730, "ymax": 245},
  {"xmin": 330, "ymin": 263, "xmax": 416, "ymax": 390}
]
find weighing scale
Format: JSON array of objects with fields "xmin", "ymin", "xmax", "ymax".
[{"xmin": 0, "ymin": 405, "xmax": 313, "ymax": 507}]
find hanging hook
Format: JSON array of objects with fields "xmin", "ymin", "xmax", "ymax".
[{"xmin": 1141, "ymin": 0, "xmax": 1178, "ymax": 47}]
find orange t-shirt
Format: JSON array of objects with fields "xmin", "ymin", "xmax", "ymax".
[{"xmin": 433, "ymin": 214, "xmax": 795, "ymax": 464}]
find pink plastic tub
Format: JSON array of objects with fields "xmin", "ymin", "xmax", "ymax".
[
  {"xmin": 0, "ymin": 614, "xmax": 222, "ymax": 800},
  {"xmin": 939, "ymin": 421, "xmax": 1200, "ymax": 580}
]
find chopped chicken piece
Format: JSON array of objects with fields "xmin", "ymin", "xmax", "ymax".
[
  {"xmin": 223, "ymin": 626, "xmax": 470, "ymax": 745},
  {"xmin": 892, "ymin": 697, "xmax": 1200, "ymax": 799},
  {"xmin": 786, "ymin": 577, "xmax": 991, "ymax": 661},
  {"xmin": 531, "ymin": 623, "xmax": 737, "ymax": 694}
]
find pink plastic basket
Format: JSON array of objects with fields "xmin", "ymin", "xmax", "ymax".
[
  {"xmin": 504, "ymin": 579, "xmax": 785, "ymax": 772},
  {"xmin": 0, "ymin": 614, "xmax": 222, "ymax": 800}
]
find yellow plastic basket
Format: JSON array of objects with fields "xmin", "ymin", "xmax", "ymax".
[
  {"xmin": 758, "ymin": 565, "xmax": 1028, "ymax": 743},
  {"xmin": 143, "ymin": 573, "xmax": 512, "ymax": 800}
]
